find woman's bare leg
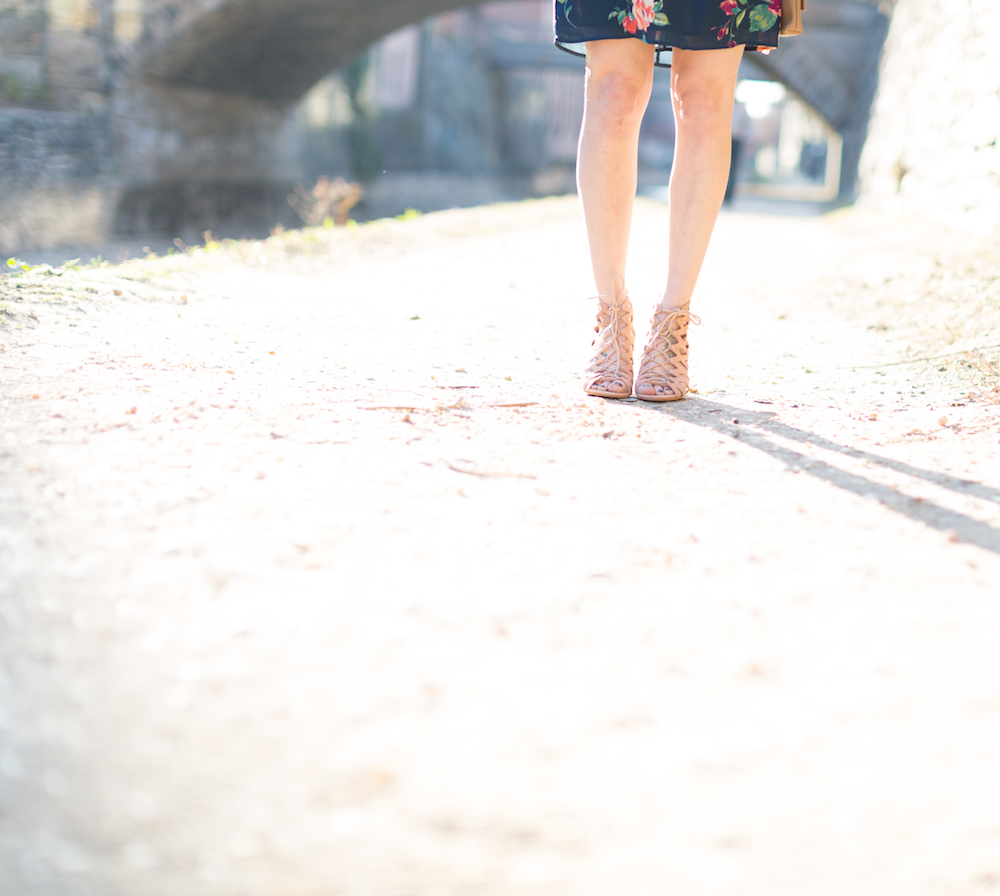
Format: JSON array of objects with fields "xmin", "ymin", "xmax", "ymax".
[
  {"xmin": 634, "ymin": 46, "xmax": 743, "ymax": 400},
  {"xmin": 577, "ymin": 39, "xmax": 655, "ymax": 300},
  {"xmin": 659, "ymin": 45, "xmax": 745, "ymax": 310}
]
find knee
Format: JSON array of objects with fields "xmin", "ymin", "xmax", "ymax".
[
  {"xmin": 585, "ymin": 67, "xmax": 651, "ymax": 132},
  {"xmin": 672, "ymin": 80, "xmax": 733, "ymax": 134}
]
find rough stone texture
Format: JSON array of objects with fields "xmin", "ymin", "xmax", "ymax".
[
  {"xmin": 860, "ymin": 0, "xmax": 1000, "ymax": 233},
  {"xmin": 0, "ymin": 110, "xmax": 110, "ymax": 182},
  {"xmin": 0, "ymin": 2, "xmax": 118, "ymax": 252},
  {"xmin": 0, "ymin": 85, "xmax": 299, "ymax": 253},
  {"xmin": 138, "ymin": 0, "xmax": 481, "ymax": 101},
  {"xmin": 0, "ymin": 0, "xmax": 111, "ymax": 113},
  {"xmin": 0, "ymin": 110, "xmax": 116, "ymax": 252},
  {"xmin": 0, "ymin": 184, "xmax": 116, "ymax": 252},
  {"xmin": 0, "ymin": 0, "xmax": 303, "ymax": 251},
  {"xmin": 109, "ymin": 83, "xmax": 301, "ymax": 232},
  {"xmin": 0, "ymin": 0, "xmax": 48, "ymax": 99}
]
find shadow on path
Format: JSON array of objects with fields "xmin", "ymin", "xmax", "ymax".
[{"xmin": 654, "ymin": 397, "xmax": 1000, "ymax": 556}]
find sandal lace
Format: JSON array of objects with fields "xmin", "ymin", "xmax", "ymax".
[
  {"xmin": 583, "ymin": 278, "xmax": 635, "ymax": 397},
  {"xmin": 635, "ymin": 305, "xmax": 702, "ymax": 400}
]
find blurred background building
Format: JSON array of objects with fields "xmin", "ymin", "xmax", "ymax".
[
  {"xmin": 297, "ymin": 0, "xmax": 855, "ymax": 221},
  {"xmin": 0, "ymin": 0, "xmax": 996, "ymax": 252}
]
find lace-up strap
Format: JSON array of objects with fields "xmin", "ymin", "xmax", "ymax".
[
  {"xmin": 582, "ymin": 277, "xmax": 635, "ymax": 399},
  {"xmin": 635, "ymin": 305, "xmax": 701, "ymax": 402}
]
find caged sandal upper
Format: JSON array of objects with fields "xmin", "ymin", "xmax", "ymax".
[
  {"xmin": 634, "ymin": 304, "xmax": 701, "ymax": 402},
  {"xmin": 583, "ymin": 276, "xmax": 635, "ymax": 399}
]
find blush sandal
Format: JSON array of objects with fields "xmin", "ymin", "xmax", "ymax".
[
  {"xmin": 583, "ymin": 276, "xmax": 635, "ymax": 399},
  {"xmin": 635, "ymin": 303, "xmax": 701, "ymax": 402}
]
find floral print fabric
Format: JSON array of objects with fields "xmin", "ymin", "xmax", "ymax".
[{"xmin": 556, "ymin": 0, "xmax": 780, "ymax": 52}]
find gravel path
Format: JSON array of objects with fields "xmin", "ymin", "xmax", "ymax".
[{"xmin": 2, "ymin": 197, "xmax": 999, "ymax": 896}]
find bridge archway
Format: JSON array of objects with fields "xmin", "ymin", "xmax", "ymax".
[
  {"xmin": 113, "ymin": 0, "xmax": 887, "ymax": 236},
  {"xmin": 742, "ymin": 1, "xmax": 889, "ymax": 197},
  {"xmin": 142, "ymin": 0, "xmax": 886, "ymax": 115},
  {"xmin": 0, "ymin": 0, "xmax": 890, "ymax": 249},
  {"xmin": 141, "ymin": 0, "xmax": 472, "ymax": 102},
  {"xmin": 137, "ymin": 0, "xmax": 887, "ymax": 191}
]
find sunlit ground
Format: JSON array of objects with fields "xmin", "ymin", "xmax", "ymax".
[{"xmin": 2, "ymin": 197, "xmax": 999, "ymax": 895}]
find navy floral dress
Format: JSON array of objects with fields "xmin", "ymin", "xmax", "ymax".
[{"xmin": 555, "ymin": 0, "xmax": 780, "ymax": 57}]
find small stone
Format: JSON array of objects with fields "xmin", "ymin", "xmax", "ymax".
[{"xmin": 937, "ymin": 415, "xmax": 948, "ymax": 426}]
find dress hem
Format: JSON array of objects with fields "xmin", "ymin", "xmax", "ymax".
[
  {"xmin": 555, "ymin": 34, "xmax": 776, "ymax": 68},
  {"xmin": 555, "ymin": 30, "xmax": 778, "ymax": 49},
  {"xmin": 553, "ymin": 0, "xmax": 781, "ymax": 59}
]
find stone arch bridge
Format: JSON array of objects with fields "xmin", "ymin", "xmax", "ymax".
[{"xmin": 0, "ymin": 0, "xmax": 886, "ymax": 251}]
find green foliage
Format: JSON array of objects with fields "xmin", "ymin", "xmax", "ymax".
[
  {"xmin": 4, "ymin": 257, "xmax": 83, "ymax": 279},
  {"xmin": 0, "ymin": 75, "xmax": 25, "ymax": 104},
  {"xmin": 0, "ymin": 75, "xmax": 54, "ymax": 107},
  {"xmin": 5, "ymin": 257, "xmax": 34, "ymax": 275}
]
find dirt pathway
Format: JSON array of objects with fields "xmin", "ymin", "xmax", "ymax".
[{"xmin": 1, "ymin": 198, "xmax": 999, "ymax": 896}]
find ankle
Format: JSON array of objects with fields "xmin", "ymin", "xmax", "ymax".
[
  {"xmin": 595, "ymin": 274, "xmax": 629, "ymax": 304},
  {"xmin": 657, "ymin": 297, "xmax": 690, "ymax": 312}
]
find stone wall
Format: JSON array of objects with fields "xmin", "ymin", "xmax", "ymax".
[
  {"xmin": 1, "ymin": 0, "xmax": 111, "ymax": 252},
  {"xmin": 0, "ymin": 109, "xmax": 116, "ymax": 250},
  {"xmin": 0, "ymin": 0, "xmax": 301, "ymax": 252},
  {"xmin": 0, "ymin": 0, "xmax": 48, "ymax": 106},
  {"xmin": 860, "ymin": 0, "xmax": 1000, "ymax": 233},
  {"xmin": 0, "ymin": 0, "xmax": 114, "ymax": 113},
  {"xmin": 110, "ymin": 83, "xmax": 301, "ymax": 235}
]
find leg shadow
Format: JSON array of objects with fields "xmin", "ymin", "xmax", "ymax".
[{"xmin": 653, "ymin": 397, "xmax": 1000, "ymax": 555}]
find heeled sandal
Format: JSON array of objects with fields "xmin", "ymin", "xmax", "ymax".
[
  {"xmin": 583, "ymin": 277, "xmax": 635, "ymax": 399},
  {"xmin": 635, "ymin": 303, "xmax": 701, "ymax": 402}
]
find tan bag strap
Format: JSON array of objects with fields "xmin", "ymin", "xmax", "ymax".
[{"xmin": 780, "ymin": 0, "xmax": 805, "ymax": 36}]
